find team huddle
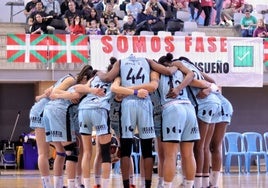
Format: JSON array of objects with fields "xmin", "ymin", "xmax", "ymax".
[{"xmin": 29, "ymin": 52, "xmax": 233, "ymax": 188}]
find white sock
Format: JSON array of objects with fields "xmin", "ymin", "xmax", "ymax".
[
  {"xmin": 163, "ymin": 181, "xmax": 172, "ymax": 188},
  {"xmin": 67, "ymin": 179, "xmax": 75, "ymax": 188},
  {"xmin": 202, "ymin": 175, "xmax": 210, "ymax": 188},
  {"xmin": 158, "ymin": 177, "xmax": 164, "ymax": 187},
  {"xmin": 75, "ymin": 175, "xmax": 82, "ymax": 187},
  {"xmin": 141, "ymin": 177, "xmax": 145, "ymax": 187},
  {"xmin": 184, "ymin": 180, "xmax": 194, "ymax": 188},
  {"xmin": 41, "ymin": 176, "xmax": 52, "ymax": 188},
  {"xmin": 84, "ymin": 178, "xmax": 90, "ymax": 188},
  {"xmin": 53, "ymin": 176, "xmax": 63, "ymax": 188},
  {"xmin": 102, "ymin": 178, "xmax": 110, "ymax": 187},
  {"xmin": 210, "ymin": 171, "xmax": 220, "ymax": 187},
  {"xmin": 95, "ymin": 175, "xmax": 101, "ymax": 185},
  {"xmin": 194, "ymin": 176, "xmax": 202, "ymax": 188},
  {"xmin": 129, "ymin": 174, "xmax": 134, "ymax": 185}
]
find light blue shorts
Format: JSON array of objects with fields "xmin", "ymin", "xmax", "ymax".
[
  {"xmin": 215, "ymin": 94, "xmax": 233, "ymax": 124},
  {"xmin": 79, "ymin": 108, "xmax": 110, "ymax": 136},
  {"xmin": 162, "ymin": 102, "xmax": 200, "ymax": 142},
  {"xmin": 121, "ymin": 98, "xmax": 155, "ymax": 139},
  {"xmin": 197, "ymin": 101, "xmax": 221, "ymax": 124},
  {"xmin": 43, "ymin": 104, "xmax": 76, "ymax": 143},
  {"xmin": 29, "ymin": 98, "xmax": 49, "ymax": 129}
]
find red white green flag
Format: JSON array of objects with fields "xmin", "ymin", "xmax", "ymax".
[
  {"xmin": 6, "ymin": 34, "xmax": 27, "ymax": 63},
  {"xmin": 7, "ymin": 34, "xmax": 89, "ymax": 64},
  {"xmin": 7, "ymin": 34, "xmax": 48, "ymax": 63},
  {"xmin": 48, "ymin": 34, "xmax": 89, "ymax": 63}
]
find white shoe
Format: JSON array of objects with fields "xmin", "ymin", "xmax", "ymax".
[
  {"xmin": 226, "ymin": 20, "xmax": 233, "ymax": 26},
  {"xmin": 219, "ymin": 21, "xmax": 225, "ymax": 26}
]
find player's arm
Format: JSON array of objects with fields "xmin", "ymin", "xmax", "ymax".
[
  {"xmin": 111, "ymin": 77, "xmax": 149, "ymax": 98},
  {"xmin": 97, "ymin": 61, "xmax": 120, "ymax": 82},
  {"xmin": 147, "ymin": 59, "xmax": 177, "ymax": 75},
  {"xmin": 52, "ymin": 76, "xmax": 76, "ymax": 94},
  {"xmin": 73, "ymin": 79, "xmax": 105, "ymax": 96},
  {"xmin": 127, "ymin": 71, "xmax": 160, "ymax": 93}
]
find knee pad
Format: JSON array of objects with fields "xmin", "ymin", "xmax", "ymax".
[
  {"xmin": 64, "ymin": 143, "xmax": 78, "ymax": 162},
  {"xmin": 100, "ymin": 142, "xmax": 111, "ymax": 163},
  {"xmin": 120, "ymin": 138, "xmax": 132, "ymax": 157},
  {"xmin": 141, "ymin": 138, "xmax": 153, "ymax": 158}
]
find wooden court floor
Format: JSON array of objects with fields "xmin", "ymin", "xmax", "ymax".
[{"xmin": 0, "ymin": 168, "xmax": 268, "ymax": 188}]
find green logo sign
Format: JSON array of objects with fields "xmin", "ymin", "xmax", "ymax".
[{"xmin": 233, "ymin": 46, "xmax": 253, "ymax": 67}]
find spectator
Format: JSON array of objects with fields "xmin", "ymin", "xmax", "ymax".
[
  {"xmin": 79, "ymin": 0, "xmax": 94, "ymax": 10},
  {"xmin": 213, "ymin": 0, "xmax": 224, "ymax": 25},
  {"xmin": 145, "ymin": 0, "xmax": 166, "ymax": 22},
  {"xmin": 100, "ymin": 3, "xmax": 119, "ymax": 34},
  {"xmin": 30, "ymin": 13, "xmax": 54, "ymax": 34},
  {"xmin": 105, "ymin": 20, "xmax": 121, "ymax": 35},
  {"xmin": 220, "ymin": 0, "xmax": 245, "ymax": 26},
  {"xmin": 28, "ymin": 1, "xmax": 47, "ymax": 26},
  {"xmin": 44, "ymin": 0, "xmax": 61, "ymax": 18},
  {"xmin": 122, "ymin": 14, "xmax": 137, "ymax": 35},
  {"xmin": 136, "ymin": 6, "xmax": 165, "ymax": 34},
  {"xmin": 92, "ymin": 0, "xmax": 104, "ymax": 12},
  {"xmin": 24, "ymin": 0, "xmax": 41, "ymax": 20},
  {"xmin": 85, "ymin": 8, "xmax": 100, "ymax": 28},
  {"xmin": 253, "ymin": 18, "xmax": 268, "ymax": 38},
  {"xmin": 70, "ymin": 15, "xmax": 86, "ymax": 35},
  {"xmin": 173, "ymin": 0, "xmax": 188, "ymax": 12},
  {"xmin": 201, "ymin": 0, "xmax": 213, "ymax": 26},
  {"xmin": 86, "ymin": 19, "xmax": 102, "ymax": 35},
  {"xmin": 188, "ymin": 0, "xmax": 202, "ymax": 22},
  {"xmin": 60, "ymin": 0, "xmax": 79, "ymax": 17},
  {"xmin": 119, "ymin": 0, "xmax": 130, "ymax": 14},
  {"xmin": 64, "ymin": 1, "xmax": 83, "ymax": 33},
  {"xmin": 125, "ymin": 0, "xmax": 143, "ymax": 20},
  {"xmin": 240, "ymin": 9, "xmax": 257, "ymax": 37}
]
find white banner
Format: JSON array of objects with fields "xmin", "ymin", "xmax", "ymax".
[{"xmin": 89, "ymin": 35, "xmax": 263, "ymax": 87}]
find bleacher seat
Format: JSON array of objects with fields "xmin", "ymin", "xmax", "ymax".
[
  {"xmin": 233, "ymin": 13, "xmax": 244, "ymax": 26},
  {"xmin": 255, "ymin": 4, "xmax": 268, "ymax": 14},
  {"xmin": 251, "ymin": 12, "xmax": 264, "ymax": 20},
  {"xmin": 191, "ymin": 31, "xmax": 206, "ymax": 36},
  {"xmin": 157, "ymin": 31, "xmax": 172, "ymax": 36},
  {"xmin": 174, "ymin": 31, "xmax": 188, "ymax": 36},
  {"xmin": 176, "ymin": 11, "xmax": 191, "ymax": 22},
  {"xmin": 140, "ymin": 31, "xmax": 154, "ymax": 35},
  {"xmin": 183, "ymin": 21, "xmax": 198, "ymax": 33}
]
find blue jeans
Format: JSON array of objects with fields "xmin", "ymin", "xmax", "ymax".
[{"xmin": 215, "ymin": 0, "xmax": 224, "ymax": 24}]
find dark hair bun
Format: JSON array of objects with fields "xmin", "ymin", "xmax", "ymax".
[
  {"xmin": 166, "ymin": 53, "xmax": 173, "ymax": 62},
  {"xmin": 110, "ymin": 57, "xmax": 117, "ymax": 65}
]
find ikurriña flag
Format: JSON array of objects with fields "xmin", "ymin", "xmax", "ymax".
[
  {"xmin": 48, "ymin": 34, "xmax": 89, "ymax": 63},
  {"xmin": 6, "ymin": 34, "xmax": 89, "ymax": 64}
]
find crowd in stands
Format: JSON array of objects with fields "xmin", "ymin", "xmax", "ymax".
[{"xmin": 23, "ymin": 0, "xmax": 268, "ymax": 37}]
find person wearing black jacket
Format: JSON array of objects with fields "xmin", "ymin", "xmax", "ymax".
[{"xmin": 135, "ymin": 6, "xmax": 164, "ymax": 35}]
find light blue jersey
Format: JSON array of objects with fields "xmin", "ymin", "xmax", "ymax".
[
  {"xmin": 43, "ymin": 74, "xmax": 77, "ymax": 142},
  {"xmin": 158, "ymin": 70, "xmax": 199, "ymax": 142},
  {"xmin": 78, "ymin": 76, "xmax": 112, "ymax": 136},
  {"xmin": 181, "ymin": 60, "xmax": 221, "ymax": 124},
  {"xmin": 158, "ymin": 70, "xmax": 190, "ymax": 105},
  {"xmin": 30, "ymin": 74, "xmax": 74, "ymax": 130},
  {"xmin": 78, "ymin": 76, "xmax": 112, "ymax": 111},
  {"xmin": 119, "ymin": 56, "xmax": 155, "ymax": 139}
]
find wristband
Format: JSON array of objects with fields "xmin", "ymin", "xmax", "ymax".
[
  {"xmin": 210, "ymin": 83, "xmax": 219, "ymax": 92},
  {"xmin": 133, "ymin": 90, "xmax": 138, "ymax": 96}
]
